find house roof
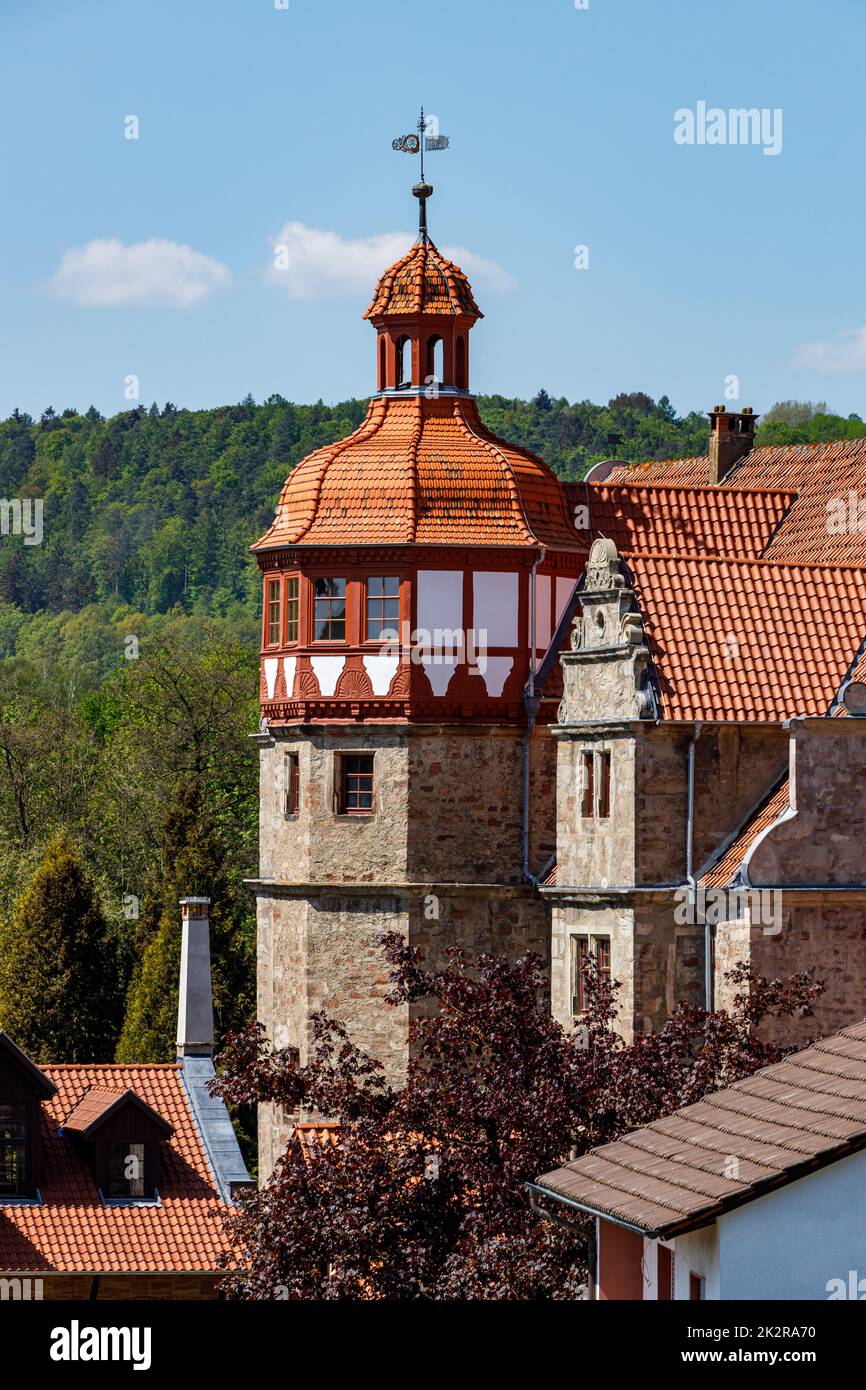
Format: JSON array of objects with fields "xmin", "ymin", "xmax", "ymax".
[
  {"xmin": 253, "ymin": 394, "xmax": 585, "ymax": 552},
  {"xmin": 606, "ymin": 437, "xmax": 866, "ymax": 565},
  {"xmin": 363, "ymin": 239, "xmax": 482, "ymax": 320},
  {"xmin": 61, "ymin": 1086, "xmax": 174, "ymax": 1140},
  {"xmin": 536, "ymin": 1020, "xmax": 866, "ymax": 1240},
  {"xmin": 0, "ymin": 1064, "xmax": 235, "ymax": 1275},
  {"xmin": 624, "ymin": 552, "xmax": 866, "ymax": 721},
  {"xmin": 567, "ymin": 481, "xmax": 796, "ymax": 559}
]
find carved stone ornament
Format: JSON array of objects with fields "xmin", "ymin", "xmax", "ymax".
[{"xmin": 585, "ymin": 536, "xmax": 623, "ymax": 592}]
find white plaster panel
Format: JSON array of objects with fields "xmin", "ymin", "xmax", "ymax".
[
  {"xmin": 473, "ymin": 571, "xmax": 519, "ymax": 648},
  {"xmin": 363, "ymin": 654, "xmax": 400, "ymax": 696},
  {"xmin": 534, "ymin": 574, "xmax": 552, "ymax": 649},
  {"xmin": 282, "ymin": 656, "xmax": 297, "ymax": 698},
  {"xmin": 264, "ymin": 658, "xmax": 279, "ymax": 699},
  {"xmin": 556, "ymin": 576, "xmax": 575, "ymax": 622},
  {"xmin": 421, "ymin": 655, "xmax": 457, "ymax": 697},
  {"xmin": 417, "ymin": 570, "xmax": 463, "ymax": 647},
  {"xmin": 310, "ymin": 655, "xmax": 345, "ymax": 697},
  {"xmin": 483, "ymin": 657, "xmax": 514, "ymax": 698}
]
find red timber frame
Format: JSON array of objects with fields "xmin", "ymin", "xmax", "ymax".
[{"xmin": 256, "ymin": 544, "xmax": 584, "ymax": 727}]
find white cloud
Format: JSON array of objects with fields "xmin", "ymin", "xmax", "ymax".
[
  {"xmin": 48, "ymin": 238, "xmax": 233, "ymax": 308},
  {"xmin": 795, "ymin": 326, "xmax": 866, "ymax": 374},
  {"xmin": 267, "ymin": 222, "xmax": 515, "ymax": 300}
]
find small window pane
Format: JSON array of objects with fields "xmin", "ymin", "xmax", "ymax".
[
  {"xmin": 366, "ymin": 576, "xmax": 400, "ymax": 641},
  {"xmin": 0, "ymin": 1103, "xmax": 27, "ymax": 1196},
  {"xmin": 108, "ymin": 1141, "xmax": 146, "ymax": 1198},
  {"xmin": 266, "ymin": 580, "xmax": 281, "ymax": 647},
  {"xmin": 339, "ymin": 754, "xmax": 374, "ymax": 815},
  {"xmin": 285, "ymin": 576, "xmax": 299, "ymax": 644},
  {"xmin": 314, "ymin": 577, "xmax": 347, "ymax": 641}
]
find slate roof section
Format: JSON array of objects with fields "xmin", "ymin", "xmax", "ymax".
[
  {"xmin": 364, "ymin": 239, "xmax": 482, "ymax": 320},
  {"xmin": 253, "ymin": 395, "xmax": 585, "ymax": 552},
  {"xmin": 0, "ymin": 1063, "xmax": 236, "ymax": 1274},
  {"xmin": 536, "ymin": 1021, "xmax": 866, "ymax": 1239},
  {"xmin": 624, "ymin": 552, "xmax": 866, "ymax": 721},
  {"xmin": 606, "ymin": 437, "xmax": 866, "ymax": 565},
  {"xmin": 566, "ymin": 481, "xmax": 795, "ymax": 559}
]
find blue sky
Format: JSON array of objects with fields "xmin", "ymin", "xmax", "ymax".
[{"xmin": 2, "ymin": 0, "xmax": 865, "ymax": 419}]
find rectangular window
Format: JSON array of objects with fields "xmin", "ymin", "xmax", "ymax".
[
  {"xmin": 337, "ymin": 754, "xmax": 374, "ymax": 815},
  {"xmin": 107, "ymin": 1141, "xmax": 146, "ymax": 1198},
  {"xmin": 314, "ymin": 577, "xmax": 347, "ymax": 641},
  {"xmin": 0, "ymin": 1104, "xmax": 27, "ymax": 1196},
  {"xmin": 285, "ymin": 575, "xmax": 300, "ymax": 644},
  {"xmin": 571, "ymin": 936, "xmax": 611, "ymax": 1017},
  {"xmin": 598, "ymin": 751, "xmax": 612, "ymax": 818},
  {"xmin": 266, "ymin": 579, "xmax": 281, "ymax": 647},
  {"xmin": 580, "ymin": 752, "xmax": 594, "ymax": 818},
  {"xmin": 366, "ymin": 576, "xmax": 400, "ymax": 641},
  {"xmin": 689, "ymin": 1272, "xmax": 705, "ymax": 1301},
  {"xmin": 285, "ymin": 752, "xmax": 300, "ymax": 816},
  {"xmin": 580, "ymin": 751, "xmax": 612, "ymax": 818}
]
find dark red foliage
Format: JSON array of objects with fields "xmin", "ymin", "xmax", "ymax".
[{"xmin": 211, "ymin": 938, "xmax": 822, "ymax": 1300}]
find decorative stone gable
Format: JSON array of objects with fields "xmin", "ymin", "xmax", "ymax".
[{"xmin": 559, "ymin": 538, "xmax": 654, "ymax": 724}]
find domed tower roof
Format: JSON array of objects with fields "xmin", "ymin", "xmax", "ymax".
[
  {"xmin": 254, "ymin": 238, "xmax": 581, "ymax": 555},
  {"xmin": 364, "ymin": 240, "xmax": 482, "ymax": 320}
]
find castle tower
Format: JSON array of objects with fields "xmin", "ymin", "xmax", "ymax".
[{"xmin": 251, "ymin": 181, "xmax": 585, "ymax": 1174}]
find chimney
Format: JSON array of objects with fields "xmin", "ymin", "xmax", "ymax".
[
  {"xmin": 177, "ymin": 897, "xmax": 214, "ymax": 1058},
  {"xmin": 708, "ymin": 405, "xmax": 758, "ymax": 484}
]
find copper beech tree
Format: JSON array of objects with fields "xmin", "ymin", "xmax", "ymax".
[{"xmin": 212, "ymin": 935, "xmax": 822, "ymax": 1300}]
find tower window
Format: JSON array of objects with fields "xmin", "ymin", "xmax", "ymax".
[
  {"xmin": 0, "ymin": 1104, "xmax": 28, "ymax": 1196},
  {"xmin": 107, "ymin": 1142, "xmax": 146, "ymax": 1199},
  {"xmin": 425, "ymin": 335, "xmax": 443, "ymax": 383},
  {"xmin": 313, "ymin": 578, "xmax": 347, "ymax": 641},
  {"xmin": 285, "ymin": 575, "xmax": 299, "ymax": 644},
  {"xmin": 580, "ymin": 750, "xmax": 612, "ymax": 818},
  {"xmin": 396, "ymin": 336, "xmax": 411, "ymax": 388},
  {"xmin": 456, "ymin": 335, "xmax": 467, "ymax": 389},
  {"xmin": 336, "ymin": 754, "xmax": 375, "ymax": 815},
  {"xmin": 284, "ymin": 752, "xmax": 300, "ymax": 817},
  {"xmin": 571, "ymin": 935, "xmax": 611, "ymax": 1017},
  {"xmin": 266, "ymin": 578, "xmax": 281, "ymax": 647},
  {"xmin": 366, "ymin": 576, "xmax": 400, "ymax": 640}
]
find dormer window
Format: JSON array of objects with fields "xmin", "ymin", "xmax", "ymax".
[
  {"xmin": 61, "ymin": 1087, "xmax": 173, "ymax": 1204},
  {"xmin": 0, "ymin": 1104, "xmax": 28, "ymax": 1196}
]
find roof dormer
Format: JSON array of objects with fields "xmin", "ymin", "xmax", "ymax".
[
  {"xmin": 61, "ymin": 1087, "xmax": 174, "ymax": 1203},
  {"xmin": 0, "ymin": 1033, "xmax": 56, "ymax": 1201}
]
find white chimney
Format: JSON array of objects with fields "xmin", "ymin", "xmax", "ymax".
[{"xmin": 177, "ymin": 897, "xmax": 214, "ymax": 1058}]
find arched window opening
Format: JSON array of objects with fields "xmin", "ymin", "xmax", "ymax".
[
  {"xmin": 455, "ymin": 335, "xmax": 467, "ymax": 390},
  {"xmin": 378, "ymin": 336, "xmax": 386, "ymax": 390},
  {"xmin": 396, "ymin": 336, "xmax": 412, "ymax": 388},
  {"xmin": 425, "ymin": 335, "xmax": 444, "ymax": 385}
]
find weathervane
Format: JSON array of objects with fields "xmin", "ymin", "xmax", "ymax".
[{"xmin": 392, "ymin": 107, "xmax": 449, "ymax": 243}]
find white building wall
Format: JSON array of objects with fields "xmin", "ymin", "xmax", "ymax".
[
  {"xmin": 716, "ymin": 1148, "xmax": 866, "ymax": 1300},
  {"xmin": 672, "ymin": 1225, "xmax": 721, "ymax": 1301}
]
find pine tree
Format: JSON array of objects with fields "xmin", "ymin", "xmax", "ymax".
[
  {"xmin": 0, "ymin": 835, "xmax": 122, "ymax": 1061},
  {"xmin": 116, "ymin": 776, "xmax": 252, "ymax": 1063}
]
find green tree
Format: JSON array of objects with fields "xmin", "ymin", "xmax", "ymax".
[{"xmin": 0, "ymin": 834, "xmax": 122, "ymax": 1061}]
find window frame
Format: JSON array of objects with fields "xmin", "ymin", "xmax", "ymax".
[
  {"xmin": 0, "ymin": 1102, "xmax": 29, "ymax": 1198},
  {"xmin": 312, "ymin": 576, "xmax": 349, "ymax": 644},
  {"xmin": 284, "ymin": 574, "xmax": 300, "ymax": 645},
  {"xmin": 265, "ymin": 576, "xmax": 282, "ymax": 649},
  {"xmin": 284, "ymin": 752, "xmax": 300, "ymax": 818},
  {"xmin": 689, "ymin": 1272, "xmax": 705, "ymax": 1301},
  {"xmin": 364, "ymin": 575, "xmax": 401, "ymax": 644},
  {"xmin": 580, "ymin": 749, "xmax": 612, "ymax": 819},
  {"xmin": 335, "ymin": 752, "xmax": 375, "ymax": 817},
  {"xmin": 570, "ymin": 934, "xmax": 612, "ymax": 1018},
  {"xmin": 106, "ymin": 1140, "xmax": 147, "ymax": 1199}
]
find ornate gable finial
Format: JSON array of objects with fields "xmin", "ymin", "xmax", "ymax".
[{"xmin": 585, "ymin": 536, "xmax": 623, "ymax": 593}]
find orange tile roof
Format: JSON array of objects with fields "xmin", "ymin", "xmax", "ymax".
[
  {"xmin": 607, "ymin": 437, "xmax": 866, "ymax": 565},
  {"xmin": 701, "ymin": 778, "xmax": 791, "ymax": 887},
  {"xmin": 0, "ymin": 1065, "xmax": 234, "ymax": 1274},
  {"xmin": 626, "ymin": 552, "xmax": 866, "ymax": 721},
  {"xmin": 364, "ymin": 239, "xmax": 482, "ymax": 320},
  {"xmin": 568, "ymin": 481, "xmax": 795, "ymax": 559},
  {"xmin": 254, "ymin": 395, "xmax": 585, "ymax": 552},
  {"xmin": 60, "ymin": 1087, "xmax": 170, "ymax": 1137}
]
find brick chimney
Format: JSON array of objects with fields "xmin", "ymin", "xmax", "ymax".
[
  {"xmin": 708, "ymin": 405, "xmax": 758, "ymax": 484},
  {"xmin": 176, "ymin": 897, "xmax": 214, "ymax": 1059}
]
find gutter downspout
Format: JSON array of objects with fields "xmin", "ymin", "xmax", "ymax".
[
  {"xmin": 522, "ymin": 548, "xmax": 546, "ymax": 884},
  {"xmin": 685, "ymin": 722, "xmax": 709, "ymax": 1008}
]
